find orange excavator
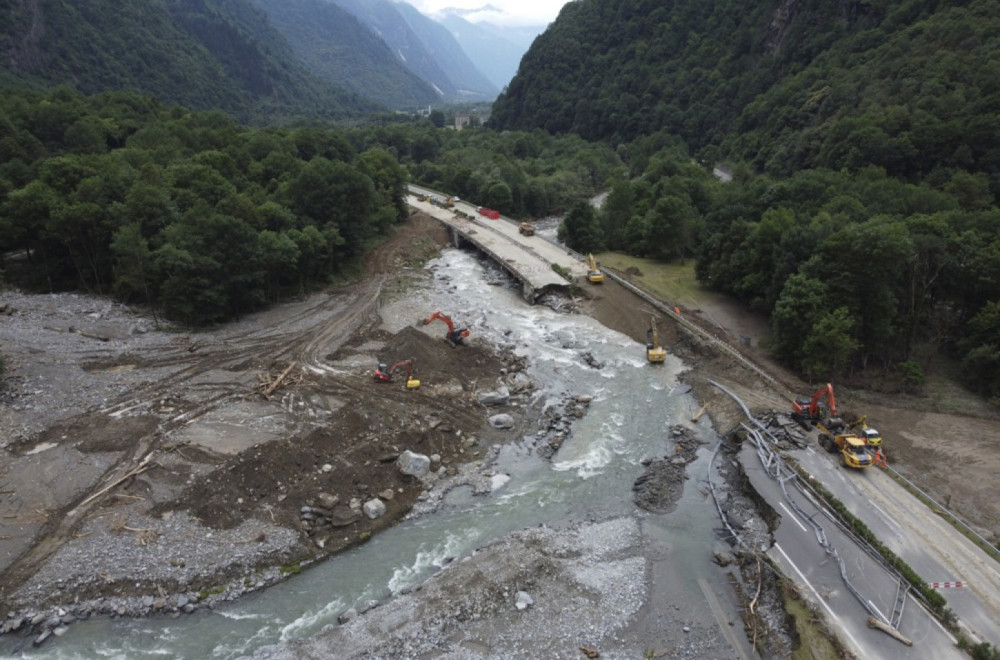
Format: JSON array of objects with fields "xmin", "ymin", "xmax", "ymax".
[
  {"xmin": 422, "ymin": 311, "xmax": 470, "ymax": 345},
  {"xmin": 791, "ymin": 383, "xmax": 838, "ymax": 428},
  {"xmin": 374, "ymin": 359, "xmax": 420, "ymax": 388}
]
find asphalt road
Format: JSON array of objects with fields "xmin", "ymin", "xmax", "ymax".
[
  {"xmin": 407, "ymin": 188, "xmax": 588, "ymax": 289},
  {"xmin": 793, "ymin": 439, "xmax": 1000, "ymax": 649},
  {"xmin": 743, "ymin": 437, "xmax": 961, "ymax": 659}
]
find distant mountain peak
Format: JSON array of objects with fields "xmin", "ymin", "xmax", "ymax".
[
  {"xmin": 439, "ymin": 4, "xmax": 503, "ymax": 18},
  {"xmin": 434, "ymin": 3, "xmax": 540, "ymax": 27}
]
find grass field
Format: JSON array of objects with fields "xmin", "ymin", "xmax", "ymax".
[{"xmin": 594, "ymin": 253, "xmax": 706, "ymax": 308}]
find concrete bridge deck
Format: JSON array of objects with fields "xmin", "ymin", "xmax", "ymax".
[{"xmin": 407, "ymin": 193, "xmax": 588, "ymax": 302}]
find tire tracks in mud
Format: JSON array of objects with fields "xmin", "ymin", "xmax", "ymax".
[{"xmin": 2, "ymin": 278, "xmax": 388, "ymax": 596}]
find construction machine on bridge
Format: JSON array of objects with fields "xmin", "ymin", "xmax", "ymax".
[
  {"xmin": 518, "ymin": 222, "xmax": 535, "ymax": 236},
  {"xmin": 646, "ymin": 316, "xmax": 667, "ymax": 363},
  {"xmin": 586, "ymin": 253, "xmax": 604, "ymax": 283},
  {"xmin": 374, "ymin": 359, "xmax": 420, "ymax": 389},
  {"xmin": 422, "ymin": 311, "xmax": 470, "ymax": 345}
]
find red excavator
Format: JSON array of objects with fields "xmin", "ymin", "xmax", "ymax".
[
  {"xmin": 374, "ymin": 359, "xmax": 420, "ymax": 388},
  {"xmin": 422, "ymin": 311, "xmax": 470, "ymax": 345},
  {"xmin": 791, "ymin": 383, "xmax": 838, "ymax": 428}
]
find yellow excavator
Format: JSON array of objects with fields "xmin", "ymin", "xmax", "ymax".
[
  {"xmin": 646, "ymin": 316, "xmax": 666, "ymax": 363},
  {"xmin": 586, "ymin": 253, "xmax": 604, "ymax": 283}
]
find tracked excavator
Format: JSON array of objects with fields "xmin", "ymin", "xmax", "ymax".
[
  {"xmin": 422, "ymin": 311, "xmax": 470, "ymax": 345},
  {"xmin": 791, "ymin": 383, "xmax": 838, "ymax": 428},
  {"xmin": 374, "ymin": 359, "xmax": 420, "ymax": 389},
  {"xmin": 646, "ymin": 316, "xmax": 667, "ymax": 363},
  {"xmin": 586, "ymin": 253, "xmax": 604, "ymax": 283}
]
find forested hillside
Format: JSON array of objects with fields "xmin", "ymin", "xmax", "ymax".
[
  {"xmin": 0, "ymin": 0, "xmax": 385, "ymax": 122},
  {"xmin": 492, "ymin": 0, "xmax": 1000, "ymax": 180},
  {"xmin": 0, "ymin": 84, "xmax": 619, "ymax": 327},
  {"xmin": 0, "ymin": 87, "xmax": 407, "ymax": 325},
  {"xmin": 491, "ymin": 0, "xmax": 1000, "ymax": 398}
]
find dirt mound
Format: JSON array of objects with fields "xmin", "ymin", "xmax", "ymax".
[{"xmin": 374, "ymin": 325, "xmax": 504, "ymax": 389}]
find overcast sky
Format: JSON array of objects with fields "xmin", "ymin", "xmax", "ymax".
[{"xmin": 406, "ymin": 0, "xmax": 572, "ymax": 26}]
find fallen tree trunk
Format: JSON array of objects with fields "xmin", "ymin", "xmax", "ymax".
[{"xmin": 867, "ymin": 616, "xmax": 913, "ymax": 646}]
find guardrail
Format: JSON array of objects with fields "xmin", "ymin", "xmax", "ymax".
[{"xmin": 559, "ymin": 244, "xmax": 786, "ymax": 393}]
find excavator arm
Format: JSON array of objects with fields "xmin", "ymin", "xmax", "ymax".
[
  {"xmin": 646, "ymin": 316, "xmax": 666, "ymax": 363},
  {"xmin": 423, "ymin": 311, "xmax": 470, "ymax": 344},
  {"xmin": 792, "ymin": 383, "xmax": 838, "ymax": 426},
  {"xmin": 586, "ymin": 253, "xmax": 604, "ymax": 283}
]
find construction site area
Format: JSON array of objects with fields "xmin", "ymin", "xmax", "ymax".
[{"xmin": 1, "ymin": 209, "xmax": 999, "ymax": 658}]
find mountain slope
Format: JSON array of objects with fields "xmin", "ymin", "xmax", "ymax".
[
  {"xmin": 437, "ymin": 14, "xmax": 541, "ymax": 90},
  {"xmin": 489, "ymin": 0, "xmax": 1000, "ymax": 178},
  {"xmin": 0, "ymin": 0, "xmax": 377, "ymax": 120},
  {"xmin": 394, "ymin": 2, "xmax": 498, "ymax": 98},
  {"xmin": 250, "ymin": 0, "xmax": 440, "ymax": 108},
  {"xmin": 332, "ymin": 0, "xmax": 497, "ymax": 100}
]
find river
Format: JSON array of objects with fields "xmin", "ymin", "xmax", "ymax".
[{"xmin": 7, "ymin": 248, "xmax": 730, "ymax": 659}]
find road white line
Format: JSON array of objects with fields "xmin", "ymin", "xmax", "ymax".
[
  {"xmin": 867, "ymin": 599, "xmax": 888, "ymax": 624},
  {"xmin": 773, "ymin": 542, "xmax": 864, "ymax": 653},
  {"xmin": 780, "ymin": 502, "xmax": 809, "ymax": 533}
]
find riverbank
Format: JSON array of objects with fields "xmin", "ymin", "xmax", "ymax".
[{"xmin": 0, "ymin": 212, "xmax": 786, "ymax": 656}]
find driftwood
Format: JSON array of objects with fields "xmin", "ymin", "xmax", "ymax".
[
  {"xmin": 867, "ymin": 616, "xmax": 914, "ymax": 646},
  {"xmin": 691, "ymin": 404, "xmax": 708, "ymax": 422},
  {"xmin": 43, "ymin": 325, "xmax": 110, "ymax": 342},
  {"xmin": 258, "ymin": 361, "xmax": 300, "ymax": 399},
  {"xmin": 72, "ymin": 455, "xmax": 154, "ymax": 513}
]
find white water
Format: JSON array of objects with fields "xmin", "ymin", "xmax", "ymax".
[{"xmin": 6, "ymin": 249, "xmax": 724, "ymax": 659}]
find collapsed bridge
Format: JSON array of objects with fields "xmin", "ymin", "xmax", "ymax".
[{"xmin": 407, "ymin": 190, "xmax": 587, "ymax": 302}]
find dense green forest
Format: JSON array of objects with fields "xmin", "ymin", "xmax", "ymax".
[
  {"xmin": 0, "ymin": 86, "xmax": 618, "ymax": 326},
  {"xmin": 488, "ymin": 0, "xmax": 1000, "ymax": 400},
  {"xmin": 492, "ymin": 0, "xmax": 1000, "ymax": 181},
  {"xmin": 0, "ymin": 0, "xmax": 378, "ymax": 122},
  {"xmin": 574, "ymin": 150, "xmax": 1000, "ymax": 398},
  {"xmin": 0, "ymin": 87, "xmax": 406, "ymax": 325}
]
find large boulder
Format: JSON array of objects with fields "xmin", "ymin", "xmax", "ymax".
[
  {"xmin": 488, "ymin": 413, "xmax": 514, "ymax": 429},
  {"xmin": 477, "ymin": 386, "xmax": 510, "ymax": 406},
  {"xmin": 397, "ymin": 450, "xmax": 431, "ymax": 478},
  {"xmin": 363, "ymin": 499, "xmax": 386, "ymax": 520}
]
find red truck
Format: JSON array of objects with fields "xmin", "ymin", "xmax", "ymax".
[{"xmin": 476, "ymin": 206, "xmax": 500, "ymax": 219}]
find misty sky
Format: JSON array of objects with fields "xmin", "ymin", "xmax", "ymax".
[{"xmin": 407, "ymin": 0, "xmax": 571, "ymax": 26}]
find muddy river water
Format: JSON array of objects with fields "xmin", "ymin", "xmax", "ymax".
[{"xmin": 10, "ymin": 248, "xmax": 734, "ymax": 659}]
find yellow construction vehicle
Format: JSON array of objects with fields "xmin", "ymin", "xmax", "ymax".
[
  {"xmin": 646, "ymin": 316, "xmax": 667, "ymax": 363},
  {"xmin": 815, "ymin": 418, "xmax": 872, "ymax": 469},
  {"xmin": 847, "ymin": 415, "xmax": 883, "ymax": 447},
  {"xmin": 586, "ymin": 253, "xmax": 604, "ymax": 283}
]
